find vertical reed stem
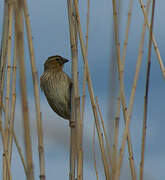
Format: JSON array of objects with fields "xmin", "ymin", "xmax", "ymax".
[
  {"xmin": 73, "ymin": 0, "xmax": 110, "ymax": 179},
  {"xmin": 13, "ymin": 131, "xmax": 28, "ymax": 177},
  {"xmin": 114, "ymin": 0, "xmax": 151, "ymax": 178},
  {"xmin": 112, "ymin": 0, "xmax": 135, "ymax": 178},
  {"xmin": 0, "ymin": 123, "xmax": 12, "ymax": 180},
  {"xmin": 112, "ymin": 96, "xmax": 120, "ymax": 179},
  {"xmin": 3, "ymin": 0, "xmax": 13, "ymax": 179},
  {"xmin": 67, "ymin": 1, "xmax": 78, "ymax": 179},
  {"xmin": 5, "ymin": 0, "xmax": 13, "ymax": 142},
  {"xmin": 8, "ymin": 35, "xmax": 17, "ymax": 163},
  {"xmin": 112, "ymin": 1, "xmax": 136, "ymax": 179},
  {"xmin": 22, "ymin": 0, "xmax": 46, "ymax": 178},
  {"xmin": 140, "ymin": 1, "xmax": 156, "ymax": 179},
  {"xmin": 96, "ymin": 97, "xmax": 113, "ymax": 169},
  {"xmin": 15, "ymin": 0, "xmax": 34, "ymax": 179},
  {"xmin": 92, "ymin": 124, "xmax": 99, "ymax": 180},
  {"xmin": 139, "ymin": 0, "xmax": 165, "ymax": 79},
  {"xmin": 122, "ymin": 0, "xmax": 133, "ymax": 67},
  {"xmin": 81, "ymin": 0, "xmax": 90, "ymax": 129},
  {"xmin": 0, "ymin": 0, "xmax": 9, "ymax": 84}
]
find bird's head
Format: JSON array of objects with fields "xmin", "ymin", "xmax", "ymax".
[{"xmin": 44, "ymin": 55, "xmax": 69, "ymax": 71}]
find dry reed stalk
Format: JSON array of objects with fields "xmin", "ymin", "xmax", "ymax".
[
  {"xmin": 140, "ymin": 1, "xmax": 156, "ymax": 179},
  {"xmin": 139, "ymin": 0, "xmax": 165, "ymax": 79},
  {"xmin": 114, "ymin": 0, "xmax": 151, "ymax": 179},
  {"xmin": 8, "ymin": 36, "xmax": 17, "ymax": 163},
  {"xmin": 72, "ymin": 8, "xmax": 83, "ymax": 180},
  {"xmin": 85, "ymin": 0, "xmax": 90, "ymax": 53},
  {"xmin": 5, "ymin": 0, "xmax": 13, "ymax": 139},
  {"xmin": 81, "ymin": 0, "xmax": 90, "ymax": 126},
  {"xmin": 15, "ymin": 0, "xmax": 34, "ymax": 179},
  {"xmin": 0, "ymin": 58, "xmax": 8, "ymax": 179},
  {"xmin": 126, "ymin": 135, "xmax": 136, "ymax": 180},
  {"xmin": 75, "ymin": 96, "xmax": 82, "ymax": 180},
  {"xmin": 0, "ymin": 2, "xmax": 9, "ymax": 180},
  {"xmin": 3, "ymin": 1, "xmax": 13, "ymax": 179},
  {"xmin": 77, "ymin": 0, "xmax": 90, "ymax": 177},
  {"xmin": 122, "ymin": 0, "xmax": 133, "ymax": 67},
  {"xmin": 73, "ymin": 0, "xmax": 111, "ymax": 179},
  {"xmin": 0, "ymin": 0, "xmax": 9, "ymax": 83},
  {"xmin": 69, "ymin": 114, "xmax": 76, "ymax": 180},
  {"xmin": 0, "ymin": 123, "xmax": 12, "ymax": 180},
  {"xmin": 0, "ymin": 69, "xmax": 12, "ymax": 180},
  {"xmin": 77, "ymin": 0, "xmax": 91, "ymax": 176},
  {"xmin": 0, "ymin": 66, "xmax": 12, "ymax": 180},
  {"xmin": 121, "ymin": 1, "xmax": 136, "ymax": 178},
  {"xmin": 81, "ymin": 60, "xmax": 86, "ymax": 123},
  {"xmin": 13, "ymin": 131, "xmax": 28, "ymax": 177},
  {"xmin": 112, "ymin": 1, "xmax": 137, "ymax": 179},
  {"xmin": 22, "ymin": 0, "xmax": 46, "ymax": 179},
  {"xmin": 112, "ymin": 0, "xmax": 134, "ymax": 178},
  {"xmin": 112, "ymin": 97, "xmax": 120, "ymax": 179},
  {"xmin": 67, "ymin": 1, "xmax": 78, "ymax": 179},
  {"xmin": 96, "ymin": 97, "xmax": 113, "ymax": 169},
  {"xmin": 92, "ymin": 124, "xmax": 99, "ymax": 180}
]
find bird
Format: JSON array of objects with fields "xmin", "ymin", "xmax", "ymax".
[{"xmin": 40, "ymin": 55, "xmax": 72, "ymax": 120}]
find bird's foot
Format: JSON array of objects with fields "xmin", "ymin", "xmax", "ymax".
[{"xmin": 69, "ymin": 120, "xmax": 75, "ymax": 128}]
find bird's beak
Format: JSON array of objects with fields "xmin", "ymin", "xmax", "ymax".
[{"xmin": 62, "ymin": 58, "xmax": 69, "ymax": 64}]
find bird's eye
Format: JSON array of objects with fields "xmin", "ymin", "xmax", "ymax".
[{"xmin": 56, "ymin": 58, "xmax": 60, "ymax": 61}]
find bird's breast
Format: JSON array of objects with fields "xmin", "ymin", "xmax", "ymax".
[{"xmin": 40, "ymin": 71, "xmax": 71, "ymax": 119}]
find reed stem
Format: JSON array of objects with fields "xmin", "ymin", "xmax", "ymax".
[
  {"xmin": 92, "ymin": 123, "xmax": 99, "ymax": 180},
  {"xmin": 140, "ymin": 1, "xmax": 156, "ymax": 179},
  {"xmin": 15, "ymin": 0, "xmax": 34, "ymax": 179},
  {"xmin": 8, "ymin": 35, "xmax": 17, "ymax": 163},
  {"xmin": 112, "ymin": 1, "xmax": 136, "ymax": 179},
  {"xmin": 139, "ymin": 0, "xmax": 165, "ymax": 79},
  {"xmin": 73, "ymin": 0, "xmax": 111, "ymax": 178},
  {"xmin": 22, "ymin": 0, "xmax": 46, "ymax": 178},
  {"xmin": 67, "ymin": 1, "xmax": 78, "ymax": 179}
]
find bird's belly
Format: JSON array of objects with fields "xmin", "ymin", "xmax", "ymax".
[{"xmin": 44, "ymin": 81, "xmax": 71, "ymax": 119}]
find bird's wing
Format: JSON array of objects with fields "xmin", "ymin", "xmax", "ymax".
[{"xmin": 64, "ymin": 76, "xmax": 72, "ymax": 108}]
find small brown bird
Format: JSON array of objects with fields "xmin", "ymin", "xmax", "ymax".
[{"xmin": 40, "ymin": 55, "xmax": 72, "ymax": 120}]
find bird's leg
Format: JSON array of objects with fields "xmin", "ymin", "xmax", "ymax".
[{"xmin": 69, "ymin": 120, "xmax": 76, "ymax": 128}]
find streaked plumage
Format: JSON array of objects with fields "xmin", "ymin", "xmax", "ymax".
[{"xmin": 40, "ymin": 55, "xmax": 72, "ymax": 120}]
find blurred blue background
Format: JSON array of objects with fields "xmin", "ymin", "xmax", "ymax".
[{"xmin": 0, "ymin": 0, "xmax": 165, "ymax": 179}]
